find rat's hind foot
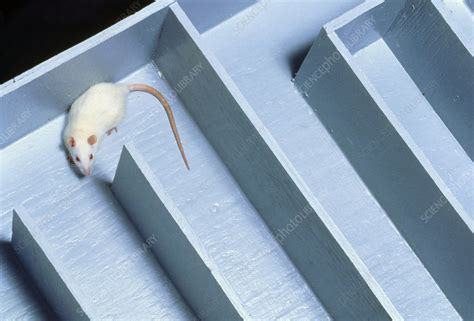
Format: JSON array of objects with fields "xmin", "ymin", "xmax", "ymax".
[{"xmin": 106, "ymin": 127, "xmax": 118, "ymax": 136}]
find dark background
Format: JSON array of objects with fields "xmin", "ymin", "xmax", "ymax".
[{"xmin": 0, "ymin": 0, "xmax": 153, "ymax": 83}]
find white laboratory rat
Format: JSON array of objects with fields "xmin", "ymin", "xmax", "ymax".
[{"xmin": 64, "ymin": 83, "xmax": 189, "ymax": 176}]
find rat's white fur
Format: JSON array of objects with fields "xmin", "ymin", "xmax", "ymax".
[
  {"xmin": 64, "ymin": 83, "xmax": 129, "ymax": 175},
  {"xmin": 64, "ymin": 82, "xmax": 189, "ymax": 176},
  {"xmin": 66, "ymin": 83, "xmax": 129, "ymax": 139}
]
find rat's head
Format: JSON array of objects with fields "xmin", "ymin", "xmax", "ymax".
[{"xmin": 65, "ymin": 134, "xmax": 98, "ymax": 176}]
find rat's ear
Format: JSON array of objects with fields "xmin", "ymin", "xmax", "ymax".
[
  {"xmin": 87, "ymin": 135, "xmax": 97, "ymax": 145},
  {"xmin": 68, "ymin": 137, "xmax": 76, "ymax": 147}
]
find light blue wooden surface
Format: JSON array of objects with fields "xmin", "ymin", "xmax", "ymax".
[
  {"xmin": 205, "ymin": 1, "xmax": 462, "ymax": 319},
  {"xmin": 296, "ymin": 1, "xmax": 473, "ymax": 319},
  {"xmin": 178, "ymin": 0, "xmax": 257, "ymax": 33},
  {"xmin": 112, "ymin": 145, "xmax": 248, "ymax": 320},
  {"xmin": 156, "ymin": 4, "xmax": 400, "ymax": 320},
  {"xmin": 12, "ymin": 207, "xmax": 95, "ymax": 320},
  {"xmin": 385, "ymin": 0, "xmax": 474, "ymax": 160}
]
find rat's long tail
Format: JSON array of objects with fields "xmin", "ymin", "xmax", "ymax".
[{"xmin": 128, "ymin": 83, "xmax": 190, "ymax": 170}]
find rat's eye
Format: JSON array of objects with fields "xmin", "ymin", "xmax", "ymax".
[
  {"xmin": 89, "ymin": 154, "xmax": 93, "ymax": 160},
  {"xmin": 76, "ymin": 156, "xmax": 80, "ymax": 162}
]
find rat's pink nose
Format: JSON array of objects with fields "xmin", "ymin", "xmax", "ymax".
[{"xmin": 84, "ymin": 168, "xmax": 91, "ymax": 176}]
